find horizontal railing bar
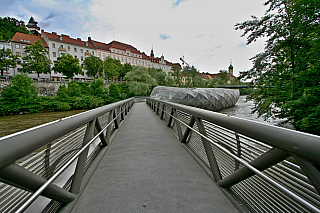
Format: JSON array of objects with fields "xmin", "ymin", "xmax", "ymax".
[
  {"xmin": 150, "ymin": 99, "xmax": 320, "ymax": 165},
  {"xmin": 15, "ymin": 102, "xmax": 130, "ymax": 213},
  {"xmin": 0, "ymin": 98, "xmax": 134, "ymax": 169}
]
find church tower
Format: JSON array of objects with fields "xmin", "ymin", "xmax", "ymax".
[
  {"xmin": 228, "ymin": 59, "xmax": 233, "ymax": 76},
  {"xmin": 26, "ymin": 16, "xmax": 40, "ymax": 36},
  {"xmin": 150, "ymin": 46, "xmax": 154, "ymax": 57}
]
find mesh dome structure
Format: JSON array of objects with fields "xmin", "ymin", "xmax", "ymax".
[{"xmin": 150, "ymin": 86, "xmax": 240, "ymax": 111}]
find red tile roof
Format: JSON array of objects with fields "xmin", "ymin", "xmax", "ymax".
[
  {"xmin": 42, "ymin": 30, "xmax": 95, "ymax": 48},
  {"xmin": 90, "ymin": 38, "xmax": 110, "ymax": 51},
  {"xmin": 11, "ymin": 32, "xmax": 48, "ymax": 48},
  {"xmin": 107, "ymin": 41, "xmax": 141, "ymax": 54}
]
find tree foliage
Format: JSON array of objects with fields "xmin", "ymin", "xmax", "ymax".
[
  {"xmin": 0, "ymin": 17, "xmax": 29, "ymax": 42},
  {"xmin": 104, "ymin": 57, "xmax": 122, "ymax": 80},
  {"xmin": 236, "ymin": 0, "xmax": 320, "ymax": 135},
  {"xmin": 53, "ymin": 54, "xmax": 82, "ymax": 79},
  {"xmin": 22, "ymin": 40, "xmax": 51, "ymax": 78},
  {"xmin": 0, "ymin": 48, "xmax": 18, "ymax": 77},
  {"xmin": 83, "ymin": 55, "xmax": 103, "ymax": 78},
  {"xmin": 171, "ymin": 64, "xmax": 182, "ymax": 86},
  {"xmin": 124, "ymin": 66, "xmax": 157, "ymax": 96}
]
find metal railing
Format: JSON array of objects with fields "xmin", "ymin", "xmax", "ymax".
[
  {"xmin": 0, "ymin": 97, "xmax": 134, "ymax": 213},
  {"xmin": 147, "ymin": 98, "xmax": 320, "ymax": 212}
]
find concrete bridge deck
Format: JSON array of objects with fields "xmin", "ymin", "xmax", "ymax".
[{"xmin": 71, "ymin": 102, "xmax": 239, "ymax": 212}]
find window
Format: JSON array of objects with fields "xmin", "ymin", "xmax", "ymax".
[
  {"xmin": 53, "ymin": 52, "xmax": 56, "ymax": 57},
  {"xmin": 81, "ymin": 56, "xmax": 84, "ymax": 61},
  {"xmin": 136, "ymin": 59, "xmax": 137, "ymax": 64},
  {"xmin": 61, "ymin": 53, "xmax": 65, "ymax": 56},
  {"xmin": 129, "ymin": 58, "xmax": 131, "ymax": 63},
  {"xmin": 74, "ymin": 55, "xmax": 77, "ymax": 58},
  {"xmin": 139, "ymin": 60, "xmax": 141, "ymax": 64},
  {"xmin": 68, "ymin": 46, "xmax": 70, "ymax": 51},
  {"xmin": 127, "ymin": 53, "xmax": 129, "ymax": 55},
  {"xmin": 117, "ymin": 50, "xmax": 119, "ymax": 53},
  {"xmin": 98, "ymin": 52, "xmax": 101, "ymax": 57},
  {"xmin": 108, "ymin": 54, "xmax": 110, "ymax": 57},
  {"xmin": 74, "ymin": 47, "xmax": 77, "ymax": 52},
  {"xmin": 121, "ymin": 57, "xmax": 124, "ymax": 62},
  {"xmin": 22, "ymin": 45, "xmax": 26, "ymax": 49},
  {"xmin": 113, "ymin": 50, "xmax": 115, "ymax": 52},
  {"xmin": 16, "ymin": 44, "xmax": 20, "ymax": 49},
  {"xmin": 103, "ymin": 53, "xmax": 106, "ymax": 58},
  {"xmin": 142, "ymin": 61, "xmax": 144, "ymax": 66},
  {"xmin": 81, "ymin": 49, "xmax": 83, "ymax": 53},
  {"xmin": 113, "ymin": 55, "xmax": 115, "ymax": 59},
  {"xmin": 16, "ymin": 52, "xmax": 21, "ymax": 56},
  {"xmin": 60, "ymin": 45, "xmax": 63, "ymax": 48},
  {"xmin": 52, "ymin": 43, "xmax": 55, "ymax": 48},
  {"xmin": 117, "ymin": 56, "xmax": 120, "ymax": 60},
  {"xmin": 86, "ymin": 50, "xmax": 89, "ymax": 53},
  {"xmin": 125, "ymin": 58, "xmax": 127, "ymax": 62},
  {"xmin": 92, "ymin": 51, "xmax": 94, "ymax": 55}
]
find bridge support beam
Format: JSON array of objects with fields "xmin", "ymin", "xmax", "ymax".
[
  {"xmin": 195, "ymin": 117, "xmax": 222, "ymax": 182},
  {"xmin": 0, "ymin": 163, "xmax": 75, "ymax": 203},
  {"xmin": 71, "ymin": 119, "xmax": 96, "ymax": 194},
  {"xmin": 218, "ymin": 147, "xmax": 289, "ymax": 188}
]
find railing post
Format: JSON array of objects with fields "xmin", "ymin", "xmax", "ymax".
[
  {"xmin": 120, "ymin": 105, "xmax": 125, "ymax": 121},
  {"xmin": 113, "ymin": 108, "xmax": 119, "ymax": 129},
  {"xmin": 160, "ymin": 104, "xmax": 166, "ymax": 120},
  {"xmin": 95, "ymin": 118, "xmax": 108, "ymax": 146},
  {"xmin": 195, "ymin": 117, "xmax": 222, "ymax": 181},
  {"xmin": 44, "ymin": 143, "xmax": 51, "ymax": 179},
  {"xmin": 106, "ymin": 110, "xmax": 114, "ymax": 144},
  {"xmin": 173, "ymin": 109, "xmax": 183, "ymax": 141},
  {"xmin": 70, "ymin": 119, "xmax": 96, "ymax": 194},
  {"xmin": 293, "ymin": 154, "xmax": 320, "ymax": 194},
  {"xmin": 181, "ymin": 115, "xmax": 195, "ymax": 144},
  {"xmin": 167, "ymin": 108, "xmax": 174, "ymax": 127},
  {"xmin": 235, "ymin": 132, "xmax": 241, "ymax": 171}
]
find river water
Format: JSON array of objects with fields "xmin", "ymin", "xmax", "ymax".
[{"xmin": 0, "ymin": 96, "xmax": 292, "ymax": 138}]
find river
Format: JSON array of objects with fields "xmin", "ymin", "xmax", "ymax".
[{"xmin": 0, "ymin": 96, "xmax": 293, "ymax": 138}]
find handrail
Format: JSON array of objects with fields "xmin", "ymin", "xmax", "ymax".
[
  {"xmin": 0, "ymin": 98, "xmax": 134, "ymax": 169},
  {"xmin": 0, "ymin": 97, "xmax": 135, "ymax": 213},
  {"xmin": 150, "ymin": 99, "xmax": 320, "ymax": 165},
  {"xmin": 147, "ymin": 97, "xmax": 320, "ymax": 212}
]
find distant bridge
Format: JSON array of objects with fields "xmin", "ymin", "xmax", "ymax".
[{"xmin": 0, "ymin": 97, "xmax": 319, "ymax": 212}]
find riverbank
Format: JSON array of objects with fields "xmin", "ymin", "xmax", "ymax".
[{"xmin": 0, "ymin": 109, "xmax": 88, "ymax": 138}]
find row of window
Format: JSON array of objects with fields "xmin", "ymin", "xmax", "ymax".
[
  {"xmin": 52, "ymin": 43, "xmax": 95, "ymax": 55},
  {"xmin": 111, "ymin": 49, "xmax": 142, "ymax": 58}
]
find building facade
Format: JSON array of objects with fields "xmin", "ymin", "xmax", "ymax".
[
  {"xmin": 4, "ymin": 17, "xmax": 178, "ymax": 81},
  {"xmin": 41, "ymin": 30, "xmax": 96, "ymax": 81}
]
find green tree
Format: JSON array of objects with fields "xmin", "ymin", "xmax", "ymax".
[
  {"xmin": 0, "ymin": 17, "xmax": 29, "ymax": 42},
  {"xmin": 119, "ymin": 63, "xmax": 132, "ymax": 79},
  {"xmin": 89, "ymin": 78, "xmax": 106, "ymax": 97},
  {"xmin": 171, "ymin": 64, "xmax": 182, "ymax": 86},
  {"xmin": 104, "ymin": 57, "xmax": 122, "ymax": 80},
  {"xmin": 0, "ymin": 48, "xmax": 18, "ymax": 77},
  {"xmin": 1, "ymin": 73, "xmax": 37, "ymax": 103},
  {"xmin": 53, "ymin": 54, "xmax": 82, "ymax": 79},
  {"xmin": 83, "ymin": 55, "xmax": 103, "ymax": 78},
  {"xmin": 124, "ymin": 66, "xmax": 157, "ymax": 96},
  {"xmin": 22, "ymin": 40, "xmax": 51, "ymax": 79},
  {"xmin": 236, "ymin": 0, "xmax": 320, "ymax": 135},
  {"xmin": 108, "ymin": 83, "xmax": 120, "ymax": 99}
]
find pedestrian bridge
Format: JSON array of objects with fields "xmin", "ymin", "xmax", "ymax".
[{"xmin": 0, "ymin": 97, "xmax": 319, "ymax": 212}]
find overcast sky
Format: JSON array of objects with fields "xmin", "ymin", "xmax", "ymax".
[{"xmin": 1, "ymin": 0, "xmax": 267, "ymax": 76}]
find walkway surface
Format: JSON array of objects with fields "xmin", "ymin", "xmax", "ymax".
[{"xmin": 71, "ymin": 102, "xmax": 238, "ymax": 213}]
